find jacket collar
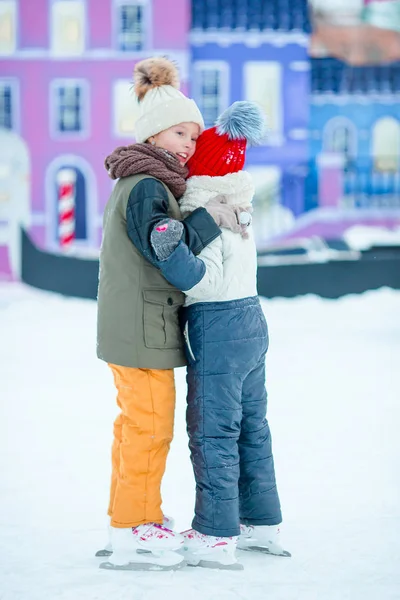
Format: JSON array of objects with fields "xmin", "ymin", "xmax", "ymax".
[{"xmin": 181, "ymin": 171, "xmax": 254, "ymax": 212}]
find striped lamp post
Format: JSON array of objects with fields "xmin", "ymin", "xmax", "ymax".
[{"xmin": 56, "ymin": 168, "xmax": 76, "ymax": 248}]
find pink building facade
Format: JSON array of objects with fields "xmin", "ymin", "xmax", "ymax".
[{"xmin": 0, "ymin": 0, "xmax": 190, "ymax": 278}]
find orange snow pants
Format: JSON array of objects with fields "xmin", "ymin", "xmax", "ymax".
[{"xmin": 107, "ymin": 364, "xmax": 176, "ymax": 528}]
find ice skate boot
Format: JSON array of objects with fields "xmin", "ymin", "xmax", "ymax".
[
  {"xmin": 99, "ymin": 523, "xmax": 184, "ymax": 571},
  {"xmin": 95, "ymin": 514, "xmax": 175, "ymax": 557},
  {"xmin": 179, "ymin": 528, "xmax": 243, "ymax": 570},
  {"xmin": 237, "ymin": 524, "xmax": 291, "ymax": 557}
]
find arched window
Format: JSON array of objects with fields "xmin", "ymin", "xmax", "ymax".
[
  {"xmin": 372, "ymin": 117, "xmax": 400, "ymax": 172},
  {"xmin": 323, "ymin": 117, "xmax": 357, "ymax": 165}
]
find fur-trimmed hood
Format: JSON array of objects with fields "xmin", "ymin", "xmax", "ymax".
[{"xmin": 179, "ymin": 171, "xmax": 254, "ymax": 216}]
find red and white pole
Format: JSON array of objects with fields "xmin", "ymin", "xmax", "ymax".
[{"xmin": 56, "ymin": 168, "xmax": 76, "ymax": 248}]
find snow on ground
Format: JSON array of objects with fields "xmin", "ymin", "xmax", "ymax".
[{"xmin": 0, "ymin": 283, "xmax": 399, "ymax": 600}]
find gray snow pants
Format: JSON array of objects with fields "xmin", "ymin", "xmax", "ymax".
[{"xmin": 181, "ymin": 296, "xmax": 282, "ymax": 537}]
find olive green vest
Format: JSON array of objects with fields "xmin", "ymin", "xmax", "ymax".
[{"xmin": 96, "ymin": 174, "xmax": 186, "ymax": 369}]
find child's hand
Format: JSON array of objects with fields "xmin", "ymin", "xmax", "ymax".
[
  {"xmin": 236, "ymin": 206, "xmax": 252, "ymax": 239},
  {"xmin": 150, "ymin": 219, "xmax": 184, "ymax": 261},
  {"xmin": 205, "ymin": 196, "xmax": 241, "ymax": 234},
  {"xmin": 205, "ymin": 196, "xmax": 252, "ymax": 239}
]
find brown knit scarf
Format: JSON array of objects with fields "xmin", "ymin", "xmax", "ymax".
[{"xmin": 104, "ymin": 143, "xmax": 188, "ymax": 198}]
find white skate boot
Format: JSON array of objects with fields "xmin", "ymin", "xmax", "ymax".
[
  {"xmin": 99, "ymin": 523, "xmax": 184, "ymax": 571},
  {"xmin": 179, "ymin": 528, "xmax": 243, "ymax": 570},
  {"xmin": 95, "ymin": 514, "xmax": 175, "ymax": 557},
  {"xmin": 237, "ymin": 524, "xmax": 291, "ymax": 557}
]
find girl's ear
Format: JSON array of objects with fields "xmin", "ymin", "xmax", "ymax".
[{"xmin": 148, "ymin": 137, "xmax": 156, "ymax": 146}]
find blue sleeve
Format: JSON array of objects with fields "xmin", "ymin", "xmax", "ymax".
[
  {"xmin": 157, "ymin": 241, "xmax": 206, "ymax": 291},
  {"xmin": 126, "ymin": 178, "xmax": 221, "ymax": 266}
]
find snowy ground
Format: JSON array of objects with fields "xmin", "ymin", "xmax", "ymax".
[{"xmin": 1, "ymin": 283, "xmax": 400, "ymax": 600}]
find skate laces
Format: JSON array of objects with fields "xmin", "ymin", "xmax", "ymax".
[
  {"xmin": 132, "ymin": 522, "xmax": 176, "ymax": 542},
  {"xmin": 240, "ymin": 524, "xmax": 254, "ymax": 536},
  {"xmin": 181, "ymin": 528, "xmax": 236, "ymax": 547}
]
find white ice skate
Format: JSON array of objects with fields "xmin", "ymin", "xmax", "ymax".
[
  {"xmin": 179, "ymin": 528, "xmax": 243, "ymax": 570},
  {"xmin": 237, "ymin": 524, "xmax": 291, "ymax": 557},
  {"xmin": 99, "ymin": 522, "xmax": 184, "ymax": 571},
  {"xmin": 95, "ymin": 514, "xmax": 175, "ymax": 558}
]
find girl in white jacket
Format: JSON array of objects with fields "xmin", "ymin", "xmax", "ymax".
[{"xmin": 151, "ymin": 102, "xmax": 289, "ymax": 570}]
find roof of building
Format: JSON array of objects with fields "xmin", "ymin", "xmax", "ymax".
[
  {"xmin": 191, "ymin": 0, "xmax": 311, "ymax": 33},
  {"xmin": 311, "ymin": 57, "xmax": 400, "ymax": 94},
  {"xmin": 310, "ymin": 23, "xmax": 400, "ymax": 64}
]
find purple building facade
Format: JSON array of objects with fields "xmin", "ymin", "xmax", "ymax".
[
  {"xmin": 189, "ymin": 0, "xmax": 311, "ymax": 249},
  {"xmin": 0, "ymin": 0, "xmax": 191, "ymax": 278}
]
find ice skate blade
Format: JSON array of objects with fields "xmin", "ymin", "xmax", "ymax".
[
  {"xmin": 188, "ymin": 559, "xmax": 243, "ymax": 571},
  {"xmin": 99, "ymin": 559, "xmax": 185, "ymax": 571},
  {"xmin": 99, "ymin": 549, "xmax": 185, "ymax": 571},
  {"xmin": 239, "ymin": 545, "xmax": 291, "ymax": 557},
  {"xmin": 95, "ymin": 548, "xmax": 113, "ymax": 557}
]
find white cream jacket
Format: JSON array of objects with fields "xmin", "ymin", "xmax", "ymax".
[{"xmin": 179, "ymin": 171, "xmax": 258, "ymax": 306}]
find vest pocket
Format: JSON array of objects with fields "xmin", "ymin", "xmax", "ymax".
[{"xmin": 143, "ymin": 289, "xmax": 185, "ymax": 350}]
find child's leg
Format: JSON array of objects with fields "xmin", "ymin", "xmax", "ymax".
[
  {"xmin": 107, "ymin": 364, "xmax": 175, "ymax": 528},
  {"xmin": 187, "ymin": 364, "xmax": 243, "ymax": 538},
  {"xmin": 108, "ymin": 412, "xmax": 123, "ymax": 517},
  {"xmin": 183, "ymin": 298, "xmax": 271, "ymax": 538},
  {"xmin": 238, "ymin": 358, "xmax": 282, "ymax": 526}
]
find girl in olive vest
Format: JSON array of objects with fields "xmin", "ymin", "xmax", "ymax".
[{"xmin": 96, "ymin": 57, "xmax": 243, "ymax": 571}]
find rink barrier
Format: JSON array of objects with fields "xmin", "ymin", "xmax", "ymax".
[
  {"xmin": 21, "ymin": 228, "xmax": 99, "ymax": 300},
  {"xmin": 20, "ymin": 228, "xmax": 400, "ymax": 300}
]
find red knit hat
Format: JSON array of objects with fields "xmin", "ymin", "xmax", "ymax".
[
  {"xmin": 188, "ymin": 101, "xmax": 266, "ymax": 178},
  {"xmin": 188, "ymin": 127, "xmax": 246, "ymax": 177}
]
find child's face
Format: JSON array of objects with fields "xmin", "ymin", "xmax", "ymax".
[{"xmin": 150, "ymin": 123, "xmax": 200, "ymax": 166}]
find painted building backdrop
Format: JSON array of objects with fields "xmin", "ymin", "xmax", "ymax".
[
  {"xmin": 303, "ymin": 0, "xmax": 400, "ymax": 242},
  {"xmin": 1, "ymin": 0, "xmax": 400, "ymax": 280},
  {"xmin": 0, "ymin": 0, "xmax": 191, "ymax": 279}
]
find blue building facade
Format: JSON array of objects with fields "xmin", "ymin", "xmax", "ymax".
[
  {"xmin": 308, "ymin": 58, "xmax": 400, "ymax": 212},
  {"xmin": 189, "ymin": 0, "xmax": 311, "ymax": 222}
]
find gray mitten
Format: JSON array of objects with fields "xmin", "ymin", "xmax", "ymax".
[{"xmin": 150, "ymin": 219, "xmax": 184, "ymax": 261}]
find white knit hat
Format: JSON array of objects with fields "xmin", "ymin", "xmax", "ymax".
[{"xmin": 133, "ymin": 57, "xmax": 205, "ymax": 143}]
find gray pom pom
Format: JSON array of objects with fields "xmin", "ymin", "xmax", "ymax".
[{"xmin": 216, "ymin": 101, "xmax": 267, "ymax": 146}]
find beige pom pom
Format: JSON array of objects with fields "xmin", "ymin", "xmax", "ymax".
[{"xmin": 134, "ymin": 57, "xmax": 180, "ymax": 101}]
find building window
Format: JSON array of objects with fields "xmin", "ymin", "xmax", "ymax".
[
  {"xmin": 372, "ymin": 117, "xmax": 400, "ymax": 172},
  {"xmin": 0, "ymin": 1, "xmax": 17, "ymax": 56},
  {"xmin": 116, "ymin": 2, "xmax": 146, "ymax": 51},
  {"xmin": 330, "ymin": 127, "xmax": 351, "ymax": 155},
  {"xmin": 113, "ymin": 79, "xmax": 139, "ymax": 138},
  {"xmin": 324, "ymin": 118, "xmax": 357, "ymax": 166},
  {"xmin": 244, "ymin": 62, "xmax": 282, "ymax": 144},
  {"xmin": 51, "ymin": 0, "xmax": 85, "ymax": 56},
  {"xmin": 52, "ymin": 81, "xmax": 87, "ymax": 135},
  {"xmin": 193, "ymin": 63, "xmax": 229, "ymax": 128},
  {"xmin": 0, "ymin": 81, "xmax": 14, "ymax": 129}
]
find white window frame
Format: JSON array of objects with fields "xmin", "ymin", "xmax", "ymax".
[
  {"xmin": 371, "ymin": 116, "xmax": 400, "ymax": 173},
  {"xmin": 112, "ymin": 78, "xmax": 140, "ymax": 139},
  {"xmin": 245, "ymin": 166, "xmax": 289, "ymax": 248},
  {"xmin": 0, "ymin": 0, "xmax": 17, "ymax": 56},
  {"xmin": 244, "ymin": 61, "xmax": 283, "ymax": 146},
  {"xmin": 50, "ymin": 0, "xmax": 87, "ymax": 57},
  {"xmin": 192, "ymin": 61, "xmax": 230, "ymax": 128},
  {"xmin": 113, "ymin": 0, "xmax": 151, "ymax": 53},
  {"xmin": 323, "ymin": 116, "xmax": 358, "ymax": 159},
  {"xmin": 0, "ymin": 77, "xmax": 19, "ymax": 132},
  {"xmin": 50, "ymin": 79, "xmax": 90, "ymax": 139}
]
